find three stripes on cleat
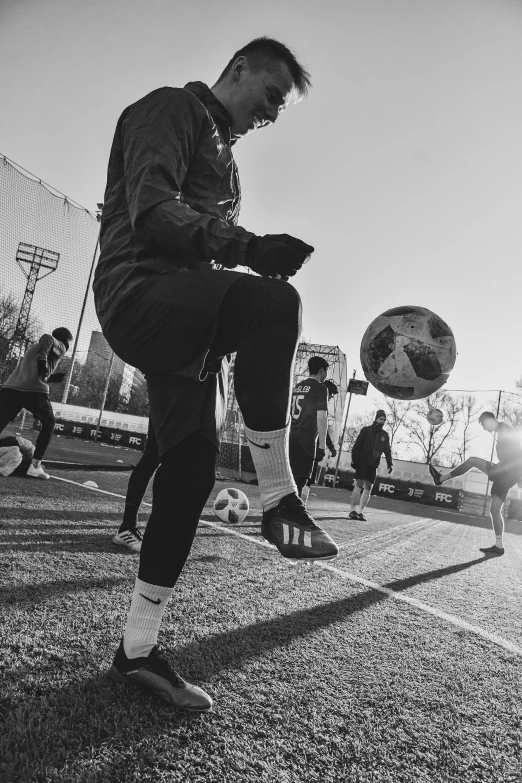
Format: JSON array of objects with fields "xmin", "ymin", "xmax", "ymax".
[{"xmin": 282, "ymin": 523, "xmax": 312, "ymax": 548}]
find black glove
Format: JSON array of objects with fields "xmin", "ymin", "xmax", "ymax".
[
  {"xmin": 246, "ymin": 234, "xmax": 314, "ymax": 278},
  {"xmin": 388, "ymin": 465, "xmax": 393, "ymax": 474},
  {"xmin": 329, "ymin": 447, "xmax": 337, "ymax": 458},
  {"xmin": 316, "ymin": 447, "xmax": 326, "ymax": 462},
  {"xmin": 48, "ymin": 372, "xmax": 65, "ymax": 383}
]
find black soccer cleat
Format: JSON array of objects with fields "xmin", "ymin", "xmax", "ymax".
[
  {"xmin": 428, "ymin": 463, "xmax": 443, "ymax": 486},
  {"xmin": 109, "ymin": 641, "xmax": 212, "ymax": 712},
  {"xmin": 479, "ymin": 545, "xmax": 505, "ymax": 557},
  {"xmin": 356, "ymin": 512, "xmax": 367, "ymax": 521},
  {"xmin": 261, "ymin": 493, "xmax": 339, "ymax": 563},
  {"xmin": 348, "ymin": 511, "xmax": 359, "ymax": 521}
]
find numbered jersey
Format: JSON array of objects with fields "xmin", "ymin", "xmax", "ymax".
[{"xmin": 290, "ymin": 378, "xmax": 328, "ymax": 434}]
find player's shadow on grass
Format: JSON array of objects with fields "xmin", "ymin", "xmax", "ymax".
[
  {"xmin": 1, "ymin": 576, "xmax": 130, "ymax": 607},
  {"xmin": 0, "ymin": 556, "xmax": 500, "ymax": 774}
]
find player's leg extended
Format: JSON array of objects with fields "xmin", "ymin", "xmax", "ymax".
[
  {"xmin": 480, "ymin": 494, "xmax": 505, "ymax": 556},
  {"xmin": 24, "ymin": 395, "xmax": 54, "ymax": 479},
  {"xmin": 349, "ymin": 479, "xmax": 364, "ymax": 520},
  {"xmin": 430, "ymin": 456, "xmax": 490, "ymax": 485},
  {"xmin": 114, "ymin": 422, "xmax": 160, "ymax": 552},
  {"xmin": 110, "ymin": 432, "xmax": 216, "ymax": 711},
  {"xmin": 210, "ymin": 276, "xmax": 338, "ymax": 561},
  {"xmin": 359, "ymin": 480, "xmax": 373, "ymax": 517}
]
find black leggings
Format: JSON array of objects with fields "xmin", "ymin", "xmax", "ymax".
[
  {"xmin": 208, "ymin": 276, "xmax": 301, "ymax": 431},
  {"xmin": 119, "ymin": 421, "xmax": 160, "ymax": 532},
  {"xmin": 137, "ymin": 277, "xmax": 301, "ymax": 587},
  {"xmin": 138, "ymin": 432, "xmax": 217, "ymax": 587},
  {"xmin": 0, "ymin": 388, "xmax": 54, "ymax": 460}
]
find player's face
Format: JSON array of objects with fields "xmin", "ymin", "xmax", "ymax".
[
  {"xmin": 481, "ymin": 419, "xmax": 496, "ymax": 432},
  {"xmin": 376, "ymin": 417, "xmax": 386, "ymax": 425},
  {"xmin": 228, "ymin": 59, "xmax": 294, "ymax": 139}
]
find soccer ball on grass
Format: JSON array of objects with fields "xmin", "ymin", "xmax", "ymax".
[{"xmin": 213, "ymin": 488, "xmax": 249, "ymax": 524}]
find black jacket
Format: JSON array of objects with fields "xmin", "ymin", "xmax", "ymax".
[
  {"xmin": 94, "ymin": 82, "xmax": 253, "ymax": 327},
  {"xmin": 351, "ymin": 424, "xmax": 392, "ymax": 469}
]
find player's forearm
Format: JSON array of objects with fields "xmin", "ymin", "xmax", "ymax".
[
  {"xmin": 317, "ymin": 412, "xmax": 328, "ymax": 448},
  {"xmin": 136, "ymin": 201, "xmax": 254, "ymax": 269}
]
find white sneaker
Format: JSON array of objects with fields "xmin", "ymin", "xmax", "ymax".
[
  {"xmin": 26, "ymin": 464, "xmax": 50, "ymax": 480},
  {"xmin": 113, "ymin": 529, "xmax": 143, "ymax": 553}
]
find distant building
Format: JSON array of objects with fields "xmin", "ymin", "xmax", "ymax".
[{"xmin": 85, "ymin": 331, "xmax": 125, "ymax": 388}]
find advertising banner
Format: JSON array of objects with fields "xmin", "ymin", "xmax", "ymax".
[
  {"xmin": 34, "ymin": 417, "xmax": 146, "ymax": 450},
  {"xmin": 323, "ymin": 470, "xmax": 462, "ymax": 510},
  {"xmin": 372, "ymin": 476, "xmax": 461, "ymax": 509}
]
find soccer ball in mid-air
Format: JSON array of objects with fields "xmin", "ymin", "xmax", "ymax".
[
  {"xmin": 426, "ymin": 408, "xmax": 444, "ymax": 426},
  {"xmin": 360, "ymin": 306, "xmax": 456, "ymax": 400},
  {"xmin": 213, "ymin": 488, "xmax": 249, "ymax": 524}
]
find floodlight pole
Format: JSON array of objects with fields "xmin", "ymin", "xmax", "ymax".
[
  {"xmin": 333, "ymin": 370, "xmax": 356, "ymax": 488},
  {"xmin": 481, "ymin": 389, "xmax": 502, "ymax": 517},
  {"xmin": 62, "ymin": 215, "xmax": 101, "ymax": 404}
]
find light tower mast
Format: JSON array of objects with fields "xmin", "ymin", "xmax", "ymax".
[{"xmin": 9, "ymin": 242, "xmax": 60, "ymax": 359}]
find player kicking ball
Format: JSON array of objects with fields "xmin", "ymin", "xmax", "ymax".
[
  {"xmin": 94, "ymin": 37, "xmax": 338, "ymax": 712},
  {"xmin": 429, "ymin": 411, "xmax": 522, "ymax": 556}
]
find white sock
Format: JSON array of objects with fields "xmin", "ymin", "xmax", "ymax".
[
  {"xmin": 123, "ymin": 578, "xmax": 173, "ymax": 659},
  {"xmin": 496, "ymin": 535, "xmax": 504, "ymax": 549},
  {"xmin": 360, "ymin": 488, "xmax": 371, "ymax": 509},
  {"xmin": 355, "ymin": 505, "xmax": 362, "ymax": 514},
  {"xmin": 244, "ymin": 423, "xmax": 297, "ymax": 511}
]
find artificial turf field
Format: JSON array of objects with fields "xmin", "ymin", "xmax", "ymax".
[{"xmin": 1, "ymin": 473, "xmax": 522, "ymax": 783}]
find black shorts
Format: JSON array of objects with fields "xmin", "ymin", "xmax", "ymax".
[
  {"xmin": 487, "ymin": 459, "xmax": 522, "ymax": 502},
  {"xmin": 289, "ymin": 432, "xmax": 316, "ymax": 481},
  {"xmin": 355, "ymin": 464, "xmax": 377, "ymax": 483}
]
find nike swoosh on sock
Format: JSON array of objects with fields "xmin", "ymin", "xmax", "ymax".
[
  {"xmin": 247, "ymin": 438, "xmax": 270, "ymax": 449},
  {"xmin": 140, "ymin": 594, "xmax": 161, "ymax": 605}
]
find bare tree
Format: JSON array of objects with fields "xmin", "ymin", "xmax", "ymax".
[
  {"xmin": 451, "ymin": 394, "xmax": 480, "ymax": 462},
  {"xmin": 497, "ymin": 395, "xmax": 522, "ymax": 430},
  {"xmin": 400, "ymin": 391, "xmax": 463, "ymax": 465}
]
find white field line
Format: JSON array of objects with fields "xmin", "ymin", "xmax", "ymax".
[{"xmin": 50, "ymin": 475, "xmax": 522, "ymax": 658}]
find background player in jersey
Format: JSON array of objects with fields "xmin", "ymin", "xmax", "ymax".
[
  {"xmin": 289, "ymin": 356, "xmax": 329, "ymax": 497},
  {"xmin": 301, "ymin": 379, "xmax": 339, "ymax": 505},
  {"xmin": 93, "ymin": 37, "xmax": 338, "ymax": 713},
  {"xmin": 349, "ymin": 410, "xmax": 393, "ymax": 521},
  {"xmin": 430, "ymin": 411, "xmax": 522, "ymax": 556},
  {"xmin": 0, "ymin": 327, "xmax": 72, "ymax": 479}
]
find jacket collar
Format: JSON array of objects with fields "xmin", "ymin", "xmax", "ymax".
[{"xmin": 184, "ymin": 81, "xmax": 234, "ymax": 145}]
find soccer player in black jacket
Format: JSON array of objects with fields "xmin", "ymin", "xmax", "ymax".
[
  {"xmin": 93, "ymin": 38, "xmax": 338, "ymax": 712},
  {"xmin": 349, "ymin": 410, "xmax": 393, "ymax": 521}
]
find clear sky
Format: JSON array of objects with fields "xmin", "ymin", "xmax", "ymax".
[{"xmin": 2, "ymin": 0, "xmax": 522, "ymax": 406}]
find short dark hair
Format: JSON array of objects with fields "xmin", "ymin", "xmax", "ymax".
[
  {"xmin": 479, "ymin": 411, "xmax": 496, "ymax": 424},
  {"xmin": 324, "ymin": 380, "xmax": 339, "ymax": 397},
  {"xmin": 218, "ymin": 37, "xmax": 312, "ymax": 101},
  {"xmin": 308, "ymin": 356, "xmax": 328, "ymax": 375},
  {"xmin": 52, "ymin": 327, "xmax": 73, "ymax": 347}
]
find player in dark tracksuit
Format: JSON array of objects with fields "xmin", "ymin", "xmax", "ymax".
[
  {"xmin": 92, "ymin": 37, "xmax": 338, "ymax": 712},
  {"xmin": 349, "ymin": 410, "xmax": 393, "ymax": 521},
  {"xmin": 0, "ymin": 328, "xmax": 72, "ymax": 479},
  {"xmin": 289, "ymin": 356, "xmax": 329, "ymax": 497},
  {"xmin": 430, "ymin": 411, "xmax": 522, "ymax": 556}
]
